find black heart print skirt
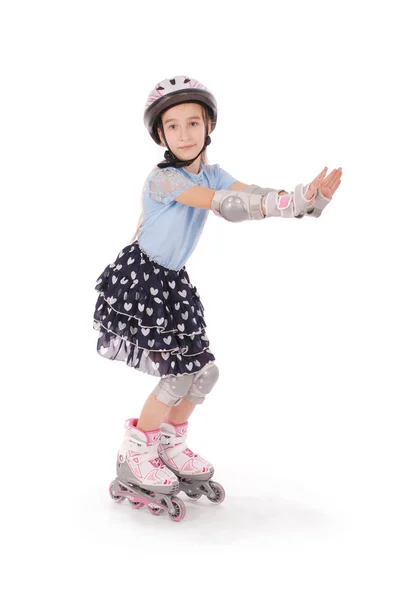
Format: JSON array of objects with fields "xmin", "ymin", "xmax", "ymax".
[{"xmin": 93, "ymin": 240, "xmax": 216, "ymax": 379}]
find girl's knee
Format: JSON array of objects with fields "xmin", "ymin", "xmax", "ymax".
[
  {"xmin": 185, "ymin": 362, "xmax": 219, "ymax": 406},
  {"xmin": 152, "ymin": 372, "xmax": 194, "ymax": 406}
]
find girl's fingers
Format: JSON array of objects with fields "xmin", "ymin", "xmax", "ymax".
[
  {"xmin": 312, "ymin": 167, "xmax": 327, "ymax": 183},
  {"xmin": 316, "ymin": 167, "xmax": 342, "ymax": 196},
  {"xmin": 316, "ymin": 167, "xmax": 328, "ymax": 182},
  {"xmin": 324, "ymin": 168, "xmax": 341, "ymax": 186},
  {"xmin": 329, "ymin": 172, "xmax": 342, "ymax": 188},
  {"xmin": 309, "ymin": 171, "xmax": 326, "ymax": 193},
  {"xmin": 309, "ymin": 167, "xmax": 342, "ymax": 198},
  {"xmin": 327, "ymin": 168, "xmax": 338, "ymax": 180}
]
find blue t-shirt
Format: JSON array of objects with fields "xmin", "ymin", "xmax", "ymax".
[{"xmin": 137, "ymin": 163, "xmax": 237, "ymax": 271}]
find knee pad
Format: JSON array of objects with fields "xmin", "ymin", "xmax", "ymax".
[
  {"xmin": 185, "ymin": 362, "xmax": 220, "ymax": 406},
  {"xmin": 152, "ymin": 373, "xmax": 194, "ymax": 407}
]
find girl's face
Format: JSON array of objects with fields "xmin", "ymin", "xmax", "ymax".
[{"xmin": 158, "ymin": 102, "xmax": 211, "ymax": 159}]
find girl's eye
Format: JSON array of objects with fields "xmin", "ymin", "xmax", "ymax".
[{"xmin": 168, "ymin": 122, "xmax": 198, "ymax": 130}]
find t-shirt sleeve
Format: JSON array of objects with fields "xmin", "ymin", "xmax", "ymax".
[
  {"xmin": 214, "ymin": 164, "xmax": 238, "ymax": 190},
  {"xmin": 147, "ymin": 168, "xmax": 196, "ymax": 205}
]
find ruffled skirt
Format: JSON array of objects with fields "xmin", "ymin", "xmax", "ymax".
[{"xmin": 92, "ymin": 241, "xmax": 216, "ymax": 378}]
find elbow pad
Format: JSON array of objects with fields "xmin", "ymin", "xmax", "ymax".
[
  {"xmin": 211, "ymin": 184, "xmax": 313, "ymax": 221},
  {"xmin": 211, "ymin": 183, "xmax": 280, "ymax": 221},
  {"xmin": 211, "ymin": 189, "xmax": 265, "ymax": 222}
]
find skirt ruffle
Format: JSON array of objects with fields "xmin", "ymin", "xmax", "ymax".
[{"xmin": 92, "ymin": 241, "xmax": 216, "ymax": 378}]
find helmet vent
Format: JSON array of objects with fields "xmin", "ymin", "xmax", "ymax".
[{"xmin": 169, "ymin": 79, "xmax": 176, "ymax": 85}]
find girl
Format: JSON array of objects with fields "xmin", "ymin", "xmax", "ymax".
[{"xmin": 93, "ymin": 75, "xmax": 342, "ymax": 520}]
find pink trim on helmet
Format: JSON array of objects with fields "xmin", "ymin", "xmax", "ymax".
[{"xmin": 145, "ymin": 75, "xmax": 208, "ymax": 109}]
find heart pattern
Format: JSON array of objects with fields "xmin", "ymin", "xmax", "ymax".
[{"xmin": 93, "ymin": 240, "xmax": 216, "ymax": 377}]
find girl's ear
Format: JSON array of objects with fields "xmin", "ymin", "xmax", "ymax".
[{"xmin": 157, "ymin": 127, "xmax": 166, "ymax": 146}]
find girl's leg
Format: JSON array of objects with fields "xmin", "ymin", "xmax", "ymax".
[
  {"xmin": 137, "ymin": 394, "xmax": 195, "ymax": 430},
  {"xmin": 137, "ymin": 392, "xmax": 171, "ymax": 431},
  {"xmin": 164, "ymin": 362, "xmax": 219, "ymax": 424},
  {"xmin": 137, "ymin": 372, "xmax": 197, "ymax": 430},
  {"xmin": 164, "ymin": 396, "xmax": 196, "ymax": 425}
]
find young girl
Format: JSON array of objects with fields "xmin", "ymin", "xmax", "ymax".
[{"xmin": 93, "ymin": 75, "xmax": 342, "ymax": 521}]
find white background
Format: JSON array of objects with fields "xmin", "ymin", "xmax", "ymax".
[{"xmin": 1, "ymin": 0, "xmax": 400, "ymax": 598}]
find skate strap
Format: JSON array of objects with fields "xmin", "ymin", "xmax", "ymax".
[
  {"xmin": 160, "ymin": 432, "xmax": 186, "ymax": 446},
  {"xmin": 162, "ymin": 441, "xmax": 190, "ymax": 460},
  {"xmin": 124, "ymin": 436, "xmax": 159, "ymax": 460}
]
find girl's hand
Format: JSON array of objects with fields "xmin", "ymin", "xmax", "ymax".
[
  {"xmin": 305, "ymin": 167, "xmax": 343, "ymax": 201},
  {"xmin": 319, "ymin": 167, "xmax": 342, "ymax": 199}
]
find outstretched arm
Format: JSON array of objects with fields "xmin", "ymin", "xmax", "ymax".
[
  {"xmin": 174, "ymin": 183, "xmax": 310, "ymax": 217},
  {"xmin": 211, "ymin": 184, "xmax": 316, "ymax": 220},
  {"xmin": 213, "ymin": 169, "xmax": 341, "ymax": 220},
  {"xmin": 174, "ymin": 168, "xmax": 340, "ymax": 219}
]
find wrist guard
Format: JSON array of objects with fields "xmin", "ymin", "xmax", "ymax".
[{"xmin": 296, "ymin": 188, "xmax": 331, "ymax": 218}]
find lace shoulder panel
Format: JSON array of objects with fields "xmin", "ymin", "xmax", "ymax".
[{"xmin": 147, "ymin": 168, "xmax": 195, "ymax": 205}]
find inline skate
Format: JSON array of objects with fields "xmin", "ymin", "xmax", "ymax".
[
  {"xmin": 158, "ymin": 421, "xmax": 225, "ymax": 504},
  {"xmin": 109, "ymin": 418, "xmax": 186, "ymax": 522}
]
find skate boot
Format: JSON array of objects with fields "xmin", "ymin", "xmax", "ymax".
[
  {"xmin": 158, "ymin": 421, "xmax": 225, "ymax": 504},
  {"xmin": 109, "ymin": 418, "xmax": 186, "ymax": 521}
]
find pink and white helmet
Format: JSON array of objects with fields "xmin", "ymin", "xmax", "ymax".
[{"xmin": 144, "ymin": 75, "xmax": 218, "ymax": 145}]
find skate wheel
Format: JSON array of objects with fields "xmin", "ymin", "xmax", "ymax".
[
  {"xmin": 168, "ymin": 497, "xmax": 186, "ymax": 522},
  {"xmin": 147, "ymin": 504, "xmax": 162, "ymax": 516},
  {"xmin": 206, "ymin": 481, "xmax": 225, "ymax": 504},
  {"xmin": 109, "ymin": 481, "xmax": 125, "ymax": 503},
  {"xmin": 186, "ymin": 490, "xmax": 202, "ymax": 500},
  {"xmin": 128, "ymin": 498, "xmax": 143, "ymax": 509}
]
